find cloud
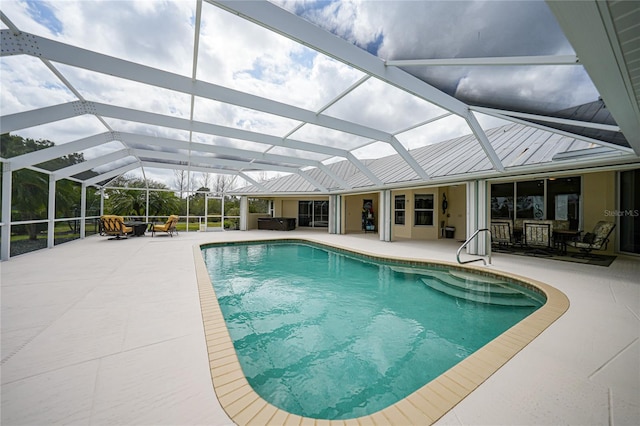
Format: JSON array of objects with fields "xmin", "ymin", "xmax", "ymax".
[
  {"xmin": 2, "ymin": 0, "xmax": 596, "ymax": 192},
  {"xmin": 275, "ymin": 0, "xmax": 598, "ymax": 113}
]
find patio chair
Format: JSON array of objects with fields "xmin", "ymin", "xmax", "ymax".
[
  {"xmin": 523, "ymin": 220, "xmax": 554, "ymax": 256},
  {"xmin": 490, "ymin": 221, "xmax": 514, "ymax": 252},
  {"xmin": 151, "ymin": 215, "xmax": 179, "ymax": 237},
  {"xmin": 566, "ymin": 221, "xmax": 616, "ymax": 259},
  {"xmin": 100, "ymin": 215, "xmax": 133, "ymax": 240}
]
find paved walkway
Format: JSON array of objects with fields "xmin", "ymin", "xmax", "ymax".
[{"xmin": 1, "ymin": 230, "xmax": 638, "ymax": 425}]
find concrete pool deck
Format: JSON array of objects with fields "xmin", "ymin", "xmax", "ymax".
[{"xmin": 1, "ymin": 230, "xmax": 639, "ymax": 425}]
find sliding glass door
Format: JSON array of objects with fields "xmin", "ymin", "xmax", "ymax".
[
  {"xmin": 491, "ymin": 177, "xmax": 581, "ymax": 230},
  {"xmin": 298, "ymin": 200, "xmax": 328, "ymax": 228},
  {"xmin": 619, "ymin": 169, "xmax": 640, "ymax": 254}
]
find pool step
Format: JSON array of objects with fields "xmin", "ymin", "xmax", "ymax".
[
  {"xmin": 390, "ymin": 266, "xmax": 519, "ymax": 295},
  {"xmin": 390, "ymin": 265, "xmax": 541, "ymax": 306},
  {"xmin": 420, "ymin": 276, "xmax": 538, "ymax": 307},
  {"xmin": 448, "ymin": 270, "xmax": 506, "ymax": 285},
  {"xmin": 423, "ymin": 270, "xmax": 523, "ymax": 296}
]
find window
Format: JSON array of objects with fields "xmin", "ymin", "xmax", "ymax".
[
  {"xmin": 516, "ymin": 180, "xmax": 545, "ymax": 219},
  {"xmin": 491, "ymin": 177, "xmax": 582, "ymax": 229},
  {"xmin": 491, "ymin": 183, "xmax": 514, "ymax": 219},
  {"xmin": 414, "ymin": 194, "xmax": 434, "ymax": 226},
  {"xmin": 248, "ymin": 198, "xmax": 269, "ymax": 213},
  {"xmin": 619, "ymin": 169, "xmax": 640, "ymax": 254},
  {"xmin": 394, "ymin": 195, "xmax": 405, "ymax": 225},
  {"xmin": 546, "ymin": 177, "xmax": 581, "ymax": 229}
]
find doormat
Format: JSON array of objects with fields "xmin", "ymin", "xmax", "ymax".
[{"xmin": 498, "ymin": 248, "xmax": 616, "ymax": 267}]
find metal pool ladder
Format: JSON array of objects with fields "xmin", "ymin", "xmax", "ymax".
[{"xmin": 456, "ymin": 228, "xmax": 492, "ymax": 265}]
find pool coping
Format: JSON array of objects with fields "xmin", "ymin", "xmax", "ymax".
[{"xmin": 193, "ymin": 238, "xmax": 570, "ymax": 426}]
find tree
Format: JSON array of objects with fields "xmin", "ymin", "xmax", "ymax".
[
  {"xmin": 173, "ymin": 169, "xmax": 191, "ymax": 199},
  {"xmin": 213, "ymin": 174, "xmax": 236, "ymax": 194},
  {"xmin": 199, "ymin": 173, "xmax": 211, "ymax": 193},
  {"xmin": 104, "ymin": 176, "xmax": 180, "ymax": 217},
  {"xmin": 1, "ymin": 134, "xmax": 88, "ymax": 240}
]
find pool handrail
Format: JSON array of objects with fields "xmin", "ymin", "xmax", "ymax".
[{"xmin": 457, "ymin": 228, "xmax": 492, "ymax": 265}]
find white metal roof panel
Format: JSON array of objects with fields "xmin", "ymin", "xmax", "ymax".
[{"xmin": 233, "ymin": 121, "xmax": 633, "ymax": 195}]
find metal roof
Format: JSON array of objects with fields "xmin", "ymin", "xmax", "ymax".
[
  {"xmin": 1, "ymin": 1, "xmax": 639, "ymax": 195},
  {"xmin": 231, "ymin": 121, "xmax": 632, "ymax": 195}
]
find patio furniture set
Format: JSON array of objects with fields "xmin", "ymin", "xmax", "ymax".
[
  {"xmin": 490, "ymin": 219, "xmax": 616, "ymax": 259},
  {"xmin": 99, "ymin": 215, "xmax": 179, "ymax": 239}
]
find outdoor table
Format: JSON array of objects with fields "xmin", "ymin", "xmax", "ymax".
[
  {"xmin": 553, "ymin": 229, "xmax": 580, "ymax": 255},
  {"xmin": 124, "ymin": 222, "xmax": 150, "ymax": 237}
]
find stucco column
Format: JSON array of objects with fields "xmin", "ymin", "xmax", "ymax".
[
  {"xmin": 329, "ymin": 195, "xmax": 342, "ymax": 234},
  {"xmin": 379, "ymin": 190, "xmax": 392, "ymax": 242},
  {"xmin": 466, "ymin": 180, "xmax": 489, "ymax": 255},
  {"xmin": 239, "ymin": 196, "xmax": 248, "ymax": 231}
]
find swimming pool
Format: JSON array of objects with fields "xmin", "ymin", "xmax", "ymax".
[{"xmin": 200, "ymin": 240, "xmax": 550, "ymax": 421}]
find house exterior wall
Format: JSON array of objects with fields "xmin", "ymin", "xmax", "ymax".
[
  {"xmin": 445, "ymin": 184, "xmax": 467, "ymax": 240},
  {"xmin": 344, "ymin": 193, "xmax": 378, "ymax": 233},
  {"xmin": 254, "ymin": 196, "xmax": 330, "ymax": 230},
  {"xmin": 244, "ymin": 173, "xmax": 616, "ymax": 252},
  {"xmin": 247, "ymin": 213, "xmax": 265, "ymax": 229},
  {"xmin": 281, "ymin": 199, "xmax": 298, "ymax": 219},
  {"xmin": 389, "ymin": 186, "xmax": 466, "ymax": 241},
  {"xmin": 583, "ymin": 171, "xmax": 617, "ymax": 254},
  {"xmin": 391, "ymin": 189, "xmax": 412, "ymax": 239}
]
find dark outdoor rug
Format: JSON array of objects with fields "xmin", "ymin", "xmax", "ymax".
[{"xmin": 496, "ymin": 248, "xmax": 617, "ymax": 267}]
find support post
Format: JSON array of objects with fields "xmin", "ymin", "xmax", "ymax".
[
  {"xmin": 329, "ymin": 195, "xmax": 342, "ymax": 234},
  {"xmin": 379, "ymin": 190, "xmax": 392, "ymax": 242},
  {"xmin": 221, "ymin": 195, "xmax": 225, "ymax": 231},
  {"xmin": 145, "ymin": 188, "xmax": 150, "ymax": 222},
  {"xmin": 80, "ymin": 183, "xmax": 87, "ymax": 238},
  {"xmin": 48, "ymin": 176, "xmax": 56, "ymax": 249},
  {"xmin": 466, "ymin": 180, "xmax": 489, "ymax": 255},
  {"xmin": 240, "ymin": 196, "xmax": 248, "ymax": 231},
  {"xmin": 1, "ymin": 162, "xmax": 13, "ymax": 261}
]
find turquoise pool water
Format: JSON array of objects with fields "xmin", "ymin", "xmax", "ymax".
[{"xmin": 202, "ymin": 241, "xmax": 543, "ymax": 420}]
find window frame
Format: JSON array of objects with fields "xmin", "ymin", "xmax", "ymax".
[
  {"xmin": 414, "ymin": 194, "xmax": 434, "ymax": 226},
  {"xmin": 394, "ymin": 195, "xmax": 405, "ymax": 225}
]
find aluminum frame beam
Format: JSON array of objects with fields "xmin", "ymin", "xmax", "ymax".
[
  {"xmin": 84, "ymin": 162, "xmax": 139, "ymax": 186},
  {"xmin": 4, "ymin": 102, "xmax": 366, "ymax": 188},
  {"xmin": 210, "ymin": 0, "xmax": 502, "ymax": 172},
  {"xmin": 134, "ymin": 148, "xmax": 325, "ymax": 191},
  {"xmin": 53, "ymin": 150, "xmax": 132, "ymax": 180},
  {"xmin": 210, "ymin": 1, "xmax": 469, "ymax": 116},
  {"xmin": 471, "ymin": 106, "xmax": 621, "ymax": 132},
  {"xmin": 0, "ymin": 30, "xmax": 401, "ymax": 146},
  {"xmin": 120, "ymin": 132, "xmax": 351, "ymax": 188},
  {"xmin": 547, "ymin": 0, "xmax": 640, "ymax": 155},
  {"xmin": 474, "ymin": 107, "xmax": 635, "ymax": 154},
  {"xmin": 8, "ymin": 132, "xmax": 119, "ymax": 170},
  {"xmin": 238, "ymin": 172, "xmax": 270, "ymax": 192},
  {"xmin": 386, "ymin": 55, "xmax": 580, "ymax": 67},
  {"xmin": 0, "ymin": 23, "xmax": 496, "ymax": 182}
]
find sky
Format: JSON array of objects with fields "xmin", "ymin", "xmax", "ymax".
[{"xmin": 0, "ymin": 0, "xmax": 600, "ymax": 191}]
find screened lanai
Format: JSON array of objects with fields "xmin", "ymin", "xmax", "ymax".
[{"xmin": 1, "ymin": 0, "xmax": 640, "ymax": 260}]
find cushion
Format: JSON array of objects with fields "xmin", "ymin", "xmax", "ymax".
[{"xmin": 582, "ymin": 232, "xmax": 596, "ymax": 244}]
